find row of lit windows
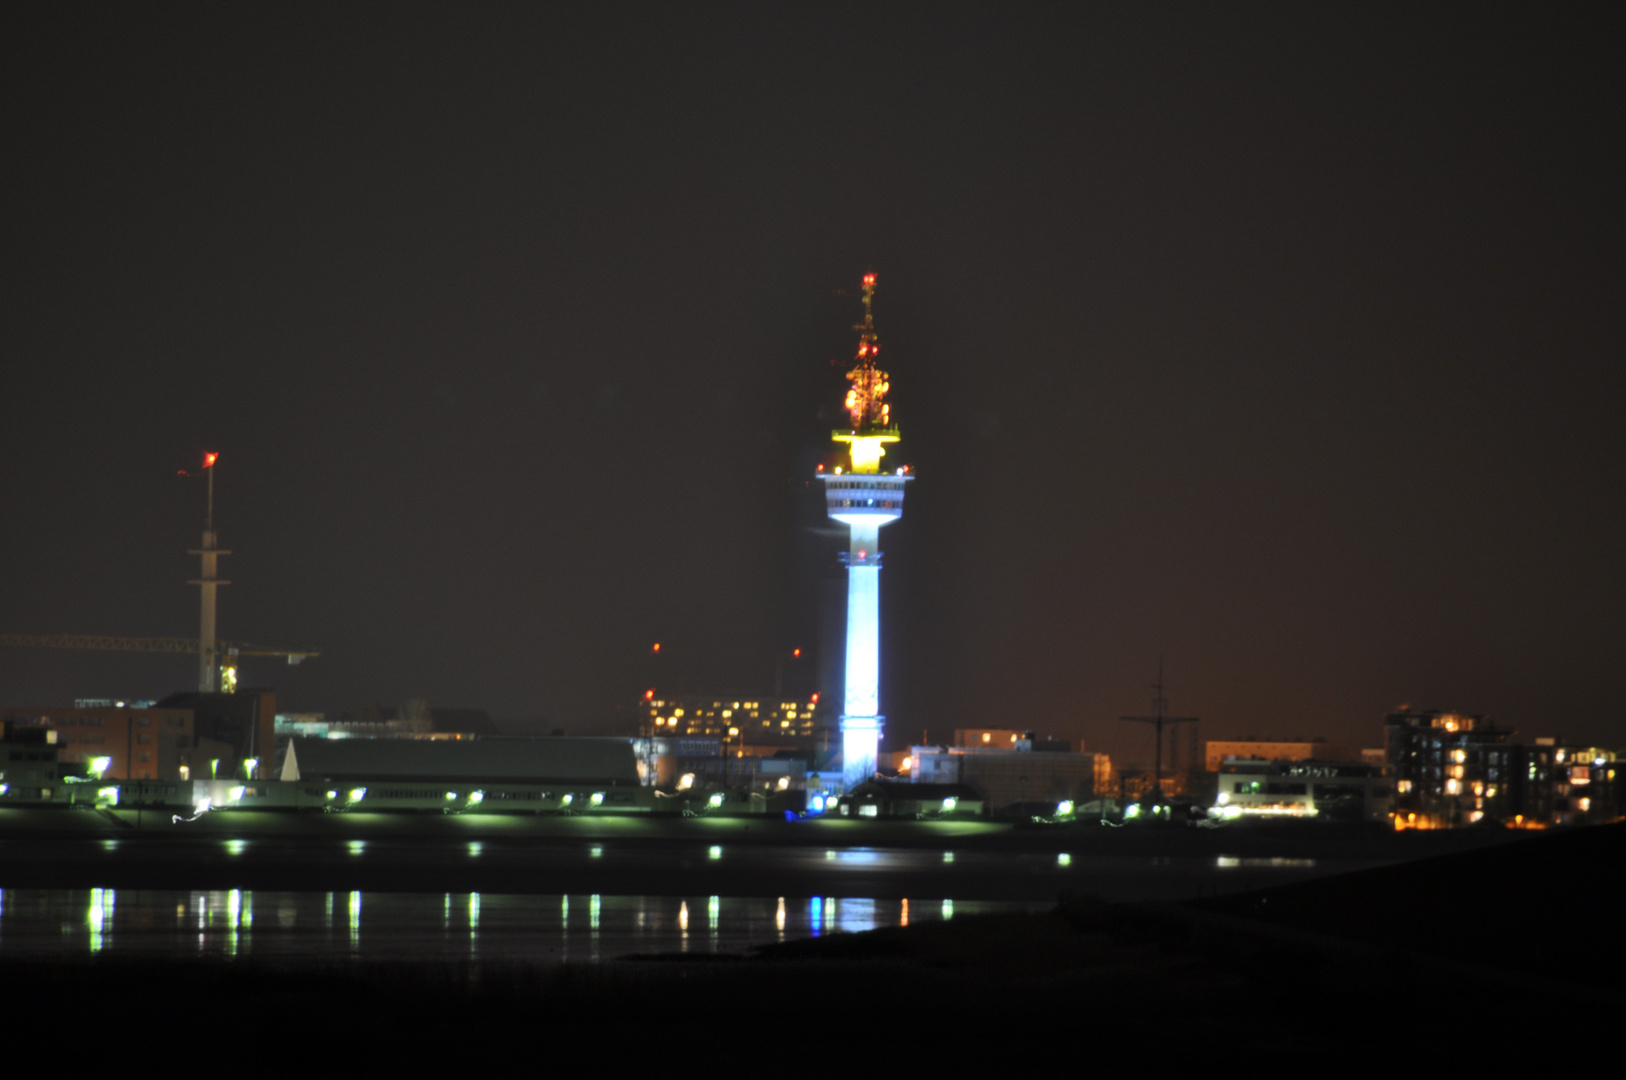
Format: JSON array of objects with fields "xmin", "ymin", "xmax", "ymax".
[
  {"xmin": 833, "ymin": 499, "xmax": 899, "ymax": 509},
  {"xmin": 668, "ymin": 722, "xmax": 815, "ymax": 733},
  {"xmin": 649, "ymin": 701, "xmax": 808, "ymax": 712},
  {"xmin": 824, "ymin": 480, "xmax": 904, "ymax": 491},
  {"xmin": 649, "ymin": 711, "xmax": 807, "ymax": 725}
]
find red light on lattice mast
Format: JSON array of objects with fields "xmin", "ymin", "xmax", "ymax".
[{"xmin": 203, "ymin": 452, "xmax": 219, "ymax": 469}]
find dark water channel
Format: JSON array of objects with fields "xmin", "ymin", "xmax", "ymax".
[{"xmin": 0, "ymin": 833, "xmax": 1378, "ymax": 964}]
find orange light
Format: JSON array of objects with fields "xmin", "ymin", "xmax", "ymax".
[
  {"xmin": 810, "ymin": 692, "xmax": 820, "ymax": 704},
  {"xmin": 863, "ymin": 274, "xmax": 875, "ymax": 286},
  {"xmin": 652, "ymin": 642, "xmax": 661, "ymax": 653},
  {"xmin": 816, "ymin": 463, "xmax": 824, "ymax": 472},
  {"xmin": 203, "ymin": 452, "xmax": 219, "ymax": 468},
  {"xmin": 792, "ymin": 648, "xmax": 801, "ymax": 658},
  {"xmin": 644, "ymin": 689, "xmax": 655, "ymax": 700}
]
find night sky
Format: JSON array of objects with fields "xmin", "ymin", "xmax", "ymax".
[{"xmin": 3, "ymin": 4, "xmax": 1621, "ymax": 758}]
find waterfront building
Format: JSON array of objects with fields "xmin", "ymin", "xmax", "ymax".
[
  {"xmin": 1509, "ymin": 739, "xmax": 1620, "ymax": 827},
  {"xmin": 1, "ymin": 703, "xmax": 196, "ymax": 781},
  {"xmin": 908, "ymin": 742, "xmax": 1111, "ymax": 812},
  {"xmin": 840, "ymin": 779, "xmax": 984, "ymax": 818},
  {"xmin": 281, "ymin": 735, "xmax": 640, "ymax": 787},
  {"xmin": 1204, "ymin": 738, "xmax": 1371, "ymax": 773},
  {"xmin": 1213, "ymin": 758, "xmax": 1392, "ymax": 821},
  {"xmin": 0, "ymin": 720, "xmax": 70, "ymax": 801},
  {"xmin": 640, "ymin": 693, "xmax": 829, "ymax": 759},
  {"xmin": 1385, "ymin": 710, "xmax": 1517, "ymax": 827}
]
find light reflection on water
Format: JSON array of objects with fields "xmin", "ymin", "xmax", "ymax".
[{"xmin": 0, "ymin": 887, "xmax": 1031, "ymax": 965}]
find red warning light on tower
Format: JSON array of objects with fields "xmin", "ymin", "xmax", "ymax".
[
  {"xmin": 652, "ymin": 642, "xmax": 661, "ymax": 653},
  {"xmin": 644, "ymin": 688, "xmax": 655, "ymax": 701},
  {"xmin": 202, "ymin": 452, "xmax": 219, "ymax": 469}
]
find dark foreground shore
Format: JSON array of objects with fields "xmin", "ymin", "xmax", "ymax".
[{"xmin": 4, "ymin": 823, "xmax": 1616, "ymax": 1064}]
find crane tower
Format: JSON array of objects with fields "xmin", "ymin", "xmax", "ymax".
[{"xmin": 187, "ymin": 452, "xmax": 230, "ymax": 692}]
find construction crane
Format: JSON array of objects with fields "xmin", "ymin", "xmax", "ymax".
[{"xmin": 0, "ymin": 634, "xmax": 319, "ymax": 694}]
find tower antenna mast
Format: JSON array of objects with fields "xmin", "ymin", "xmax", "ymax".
[{"xmin": 1118, "ymin": 658, "xmax": 1199, "ymax": 806}]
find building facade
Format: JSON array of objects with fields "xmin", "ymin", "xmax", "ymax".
[
  {"xmin": 1385, "ymin": 710, "xmax": 1516, "ymax": 827},
  {"xmin": 1, "ymin": 704, "xmax": 195, "ymax": 781},
  {"xmin": 1213, "ymin": 758, "xmax": 1392, "ymax": 821}
]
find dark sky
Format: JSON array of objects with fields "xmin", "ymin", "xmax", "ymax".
[{"xmin": 3, "ymin": 3, "xmax": 1622, "ymax": 758}]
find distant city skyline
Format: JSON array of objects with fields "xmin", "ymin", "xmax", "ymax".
[{"xmin": 2, "ymin": 5, "xmax": 1621, "ymax": 751}]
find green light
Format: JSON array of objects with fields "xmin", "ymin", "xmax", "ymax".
[
  {"xmin": 1056, "ymin": 800, "xmax": 1074, "ymax": 817},
  {"xmin": 326, "ymin": 790, "xmax": 338, "ymax": 799},
  {"xmin": 560, "ymin": 793, "xmax": 574, "ymax": 806},
  {"xmin": 708, "ymin": 845, "xmax": 722, "ymax": 860},
  {"xmin": 445, "ymin": 791, "xmax": 458, "ymax": 801},
  {"xmin": 941, "ymin": 797, "xmax": 958, "ymax": 811},
  {"xmin": 89, "ymin": 756, "xmax": 113, "ymax": 778},
  {"xmin": 590, "ymin": 791, "xmax": 605, "ymax": 805},
  {"xmin": 243, "ymin": 757, "xmax": 258, "ymax": 778},
  {"xmin": 1057, "ymin": 852, "xmax": 1072, "ymax": 866},
  {"xmin": 227, "ymin": 785, "xmax": 246, "ymax": 803},
  {"xmin": 468, "ymin": 790, "xmax": 484, "ymax": 804},
  {"xmin": 96, "ymin": 786, "xmax": 119, "ymax": 806},
  {"xmin": 707, "ymin": 793, "xmax": 724, "ymax": 808},
  {"xmin": 348, "ymin": 787, "xmax": 367, "ymax": 802}
]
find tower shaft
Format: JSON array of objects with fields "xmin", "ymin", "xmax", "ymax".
[
  {"xmin": 822, "ymin": 463, "xmax": 911, "ymax": 790},
  {"xmin": 186, "ymin": 459, "xmax": 230, "ymax": 692}
]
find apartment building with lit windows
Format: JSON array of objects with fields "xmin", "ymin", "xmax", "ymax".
[
  {"xmin": 640, "ymin": 694, "xmax": 832, "ymax": 760},
  {"xmin": 1509, "ymin": 739, "xmax": 1620, "ymax": 826},
  {"xmin": 1385, "ymin": 710, "xmax": 1516, "ymax": 827}
]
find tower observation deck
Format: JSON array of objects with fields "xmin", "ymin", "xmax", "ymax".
[{"xmin": 819, "ymin": 273, "xmax": 912, "ymax": 790}]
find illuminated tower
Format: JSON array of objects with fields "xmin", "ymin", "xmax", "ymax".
[
  {"xmin": 187, "ymin": 452, "xmax": 230, "ymax": 692},
  {"xmin": 820, "ymin": 273, "xmax": 912, "ymax": 790}
]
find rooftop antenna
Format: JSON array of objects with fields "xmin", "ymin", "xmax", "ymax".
[{"xmin": 1117, "ymin": 657, "xmax": 1198, "ymax": 805}]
